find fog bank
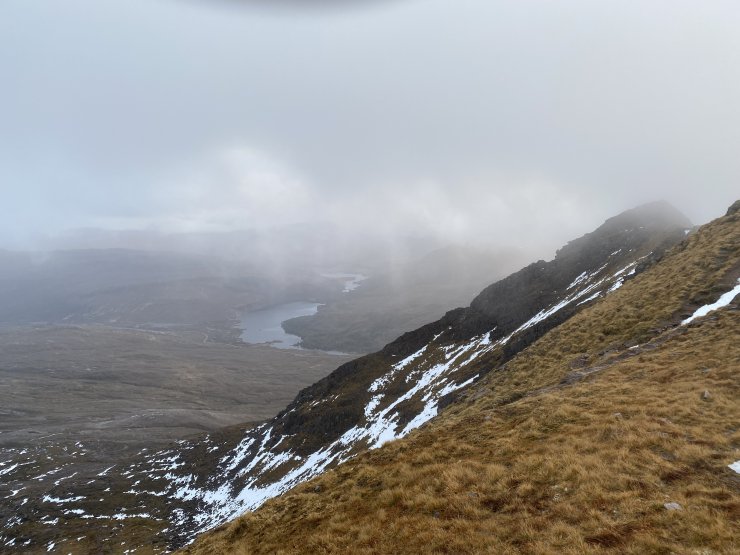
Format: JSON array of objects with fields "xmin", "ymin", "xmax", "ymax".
[{"xmin": 1, "ymin": 0, "xmax": 738, "ymax": 253}]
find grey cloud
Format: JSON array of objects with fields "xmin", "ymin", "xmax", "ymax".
[{"xmin": 0, "ymin": 0, "xmax": 738, "ymax": 251}]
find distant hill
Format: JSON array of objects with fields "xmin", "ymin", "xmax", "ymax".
[
  {"xmin": 0, "ymin": 248, "xmax": 344, "ymax": 331},
  {"xmin": 283, "ymin": 244, "xmax": 532, "ymax": 353},
  {"xmin": 0, "ymin": 235, "xmax": 531, "ymax": 354}
]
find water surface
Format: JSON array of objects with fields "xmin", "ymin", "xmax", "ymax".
[
  {"xmin": 239, "ymin": 272, "xmax": 368, "ymax": 351},
  {"xmin": 239, "ymin": 302, "xmax": 321, "ymax": 349}
]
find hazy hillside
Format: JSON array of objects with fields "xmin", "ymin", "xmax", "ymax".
[
  {"xmin": 0, "ymin": 235, "xmax": 532, "ymax": 355},
  {"xmin": 283, "ymin": 245, "xmax": 532, "ymax": 353},
  {"xmin": 0, "ymin": 249, "xmax": 338, "ymax": 330}
]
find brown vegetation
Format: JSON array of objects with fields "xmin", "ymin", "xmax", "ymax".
[{"xmin": 181, "ymin": 208, "xmax": 739, "ymax": 554}]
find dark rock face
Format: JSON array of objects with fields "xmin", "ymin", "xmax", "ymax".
[
  {"xmin": 364, "ymin": 202, "xmax": 690, "ymax": 358},
  {"xmin": 468, "ymin": 201, "xmax": 690, "ymax": 337}
]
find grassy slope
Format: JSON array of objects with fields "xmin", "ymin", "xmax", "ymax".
[{"xmin": 181, "ymin": 205, "xmax": 739, "ymax": 555}]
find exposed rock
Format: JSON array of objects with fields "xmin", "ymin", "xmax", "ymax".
[
  {"xmin": 467, "ymin": 202, "xmax": 689, "ymax": 346},
  {"xmin": 569, "ymin": 355, "xmax": 589, "ymax": 369},
  {"xmin": 664, "ymin": 502, "xmax": 683, "ymax": 511}
]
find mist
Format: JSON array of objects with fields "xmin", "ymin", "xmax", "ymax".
[{"xmin": 1, "ymin": 0, "xmax": 738, "ymax": 258}]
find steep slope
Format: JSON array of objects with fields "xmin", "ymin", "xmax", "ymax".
[
  {"xmin": 0, "ymin": 202, "xmax": 694, "ymax": 553},
  {"xmin": 183, "ymin": 202, "xmax": 739, "ymax": 554}
]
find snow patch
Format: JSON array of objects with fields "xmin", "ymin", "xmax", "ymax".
[
  {"xmin": 682, "ymin": 279, "xmax": 740, "ymax": 325},
  {"xmin": 97, "ymin": 465, "xmax": 115, "ymax": 476},
  {"xmin": 364, "ymin": 395, "xmax": 384, "ymax": 419},
  {"xmin": 42, "ymin": 494, "xmax": 85, "ymax": 504},
  {"xmin": 369, "ymin": 344, "xmax": 428, "ymax": 394}
]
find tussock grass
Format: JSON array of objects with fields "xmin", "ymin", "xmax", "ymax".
[
  {"xmin": 182, "ymin": 209, "xmax": 739, "ymax": 554},
  {"xmin": 184, "ymin": 313, "xmax": 740, "ymax": 554}
]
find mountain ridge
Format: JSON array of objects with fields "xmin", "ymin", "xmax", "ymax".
[
  {"xmin": 4, "ymin": 201, "xmax": 736, "ymax": 554},
  {"xmin": 181, "ymin": 201, "xmax": 738, "ymax": 554}
]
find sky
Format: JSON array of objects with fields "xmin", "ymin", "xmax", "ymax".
[{"xmin": 1, "ymin": 0, "xmax": 738, "ymax": 256}]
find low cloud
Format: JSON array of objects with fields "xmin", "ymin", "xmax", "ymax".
[
  {"xmin": 103, "ymin": 143, "xmax": 592, "ymax": 259},
  {"xmin": 1, "ymin": 0, "xmax": 737, "ymax": 252},
  {"xmin": 145, "ymin": 146, "xmax": 316, "ymax": 233}
]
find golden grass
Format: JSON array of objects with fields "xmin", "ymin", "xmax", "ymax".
[
  {"xmin": 184, "ymin": 312, "xmax": 740, "ymax": 555},
  {"xmin": 182, "ymin": 209, "xmax": 739, "ymax": 555}
]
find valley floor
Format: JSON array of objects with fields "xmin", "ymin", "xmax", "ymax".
[
  {"xmin": 0, "ymin": 325, "xmax": 352, "ymax": 453},
  {"xmin": 0, "ymin": 324, "xmax": 352, "ymax": 554}
]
